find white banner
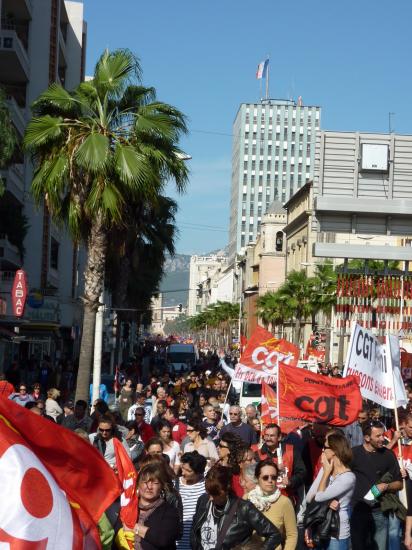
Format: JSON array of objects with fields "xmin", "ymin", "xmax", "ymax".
[{"xmin": 343, "ymin": 324, "xmax": 407, "ymax": 409}]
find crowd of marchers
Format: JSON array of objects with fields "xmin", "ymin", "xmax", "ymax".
[{"xmin": 1, "ymin": 346, "xmax": 412, "ymax": 550}]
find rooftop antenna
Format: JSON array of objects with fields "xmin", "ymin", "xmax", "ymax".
[{"xmin": 389, "ymin": 112, "xmax": 395, "ymax": 133}]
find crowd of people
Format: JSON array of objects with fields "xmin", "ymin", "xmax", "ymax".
[{"xmin": 1, "ymin": 347, "xmax": 412, "ymax": 549}]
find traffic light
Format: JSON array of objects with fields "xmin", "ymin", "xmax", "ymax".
[
  {"xmin": 178, "ymin": 303, "xmax": 183, "ymax": 312},
  {"xmin": 196, "ymin": 284, "xmax": 203, "ymax": 298},
  {"xmin": 275, "ymin": 231, "xmax": 284, "ymax": 252},
  {"xmin": 313, "ymin": 331, "xmax": 320, "ymax": 347}
]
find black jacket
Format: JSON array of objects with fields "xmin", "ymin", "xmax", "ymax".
[
  {"xmin": 190, "ymin": 494, "xmax": 281, "ymax": 550},
  {"xmin": 139, "ymin": 500, "xmax": 180, "ymax": 550}
]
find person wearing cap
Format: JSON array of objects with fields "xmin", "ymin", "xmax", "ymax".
[{"xmin": 61, "ymin": 399, "xmax": 93, "ymax": 433}]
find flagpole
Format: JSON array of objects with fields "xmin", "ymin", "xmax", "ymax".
[{"xmin": 265, "ymin": 57, "xmax": 269, "ymax": 99}]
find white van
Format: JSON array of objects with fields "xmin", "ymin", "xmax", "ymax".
[{"xmin": 167, "ymin": 343, "xmax": 198, "ymax": 374}]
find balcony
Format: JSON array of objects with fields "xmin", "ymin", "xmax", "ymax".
[
  {"xmin": 0, "ymin": 163, "xmax": 24, "ymax": 201},
  {"xmin": 0, "ymin": 235, "xmax": 21, "ymax": 268},
  {"xmin": 0, "ymin": 29, "xmax": 30, "ymax": 83},
  {"xmin": 6, "ymin": 96, "xmax": 26, "ymax": 135}
]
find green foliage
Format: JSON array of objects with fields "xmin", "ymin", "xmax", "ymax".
[
  {"xmin": 24, "ymin": 49, "xmax": 189, "ymax": 242},
  {"xmin": 189, "ymin": 301, "xmax": 239, "ymax": 331}
]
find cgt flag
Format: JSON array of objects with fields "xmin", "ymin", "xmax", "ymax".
[
  {"xmin": 261, "ymin": 382, "xmax": 278, "ymax": 425},
  {"xmin": 234, "ymin": 326, "xmax": 299, "ymax": 384},
  {"xmin": 0, "ymin": 398, "xmax": 121, "ymax": 549},
  {"xmin": 278, "ymin": 364, "xmax": 362, "ymax": 426},
  {"xmin": 113, "ymin": 438, "xmax": 138, "ymax": 531}
]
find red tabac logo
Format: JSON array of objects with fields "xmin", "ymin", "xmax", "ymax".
[{"xmin": 12, "ymin": 270, "xmax": 27, "ymax": 317}]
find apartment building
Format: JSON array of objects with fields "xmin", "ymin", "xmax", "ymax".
[{"xmin": 0, "ymin": 0, "xmax": 87, "ymax": 369}]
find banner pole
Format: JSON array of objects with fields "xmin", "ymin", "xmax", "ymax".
[{"xmin": 388, "ymin": 336, "xmax": 406, "ymax": 506}]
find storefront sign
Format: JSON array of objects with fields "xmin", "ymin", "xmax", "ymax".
[
  {"xmin": 26, "ymin": 296, "xmax": 60, "ymax": 323},
  {"xmin": 11, "ymin": 270, "xmax": 27, "ymax": 317}
]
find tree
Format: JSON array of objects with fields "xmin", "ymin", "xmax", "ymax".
[
  {"xmin": 256, "ymin": 291, "xmax": 288, "ymax": 335},
  {"xmin": 0, "ymin": 88, "xmax": 18, "ymax": 195},
  {"xmin": 24, "ymin": 50, "xmax": 188, "ymax": 400}
]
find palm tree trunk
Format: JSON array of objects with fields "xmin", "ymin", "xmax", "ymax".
[
  {"xmin": 75, "ymin": 213, "xmax": 107, "ymax": 402},
  {"xmin": 294, "ymin": 317, "xmax": 301, "ymax": 346}
]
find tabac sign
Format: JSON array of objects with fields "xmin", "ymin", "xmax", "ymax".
[{"xmin": 11, "ymin": 270, "xmax": 28, "ymax": 317}]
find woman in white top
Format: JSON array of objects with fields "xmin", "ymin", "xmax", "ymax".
[
  {"xmin": 177, "ymin": 451, "xmax": 207, "ymax": 550},
  {"xmin": 306, "ymin": 432, "xmax": 356, "ymax": 550},
  {"xmin": 45, "ymin": 388, "xmax": 62, "ymax": 421},
  {"xmin": 157, "ymin": 419, "xmax": 181, "ymax": 473},
  {"xmin": 183, "ymin": 421, "xmax": 219, "ymax": 464}
]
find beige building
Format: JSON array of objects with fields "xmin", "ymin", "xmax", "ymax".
[{"xmin": 240, "ymin": 200, "xmax": 287, "ymax": 338}]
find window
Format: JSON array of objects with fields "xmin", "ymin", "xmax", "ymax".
[
  {"xmin": 252, "ymin": 145, "xmax": 256, "ymax": 154},
  {"xmin": 50, "ymin": 238, "xmax": 59, "ymax": 270},
  {"xmin": 243, "ymin": 174, "xmax": 247, "ymax": 184},
  {"xmin": 259, "ymin": 175, "xmax": 263, "ymax": 184},
  {"xmin": 275, "ymin": 146, "xmax": 280, "ymax": 156},
  {"xmin": 243, "ymin": 161, "xmax": 248, "ymax": 169},
  {"xmin": 267, "ymin": 160, "xmax": 271, "ymax": 170},
  {"xmin": 252, "ymin": 160, "xmax": 256, "ymax": 170},
  {"xmin": 283, "ymin": 129, "xmax": 288, "ymax": 140},
  {"xmin": 259, "ymin": 160, "xmax": 263, "ymax": 170},
  {"xmin": 266, "ymin": 174, "xmax": 271, "ymax": 183}
]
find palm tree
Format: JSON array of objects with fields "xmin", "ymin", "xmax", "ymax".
[
  {"xmin": 24, "ymin": 50, "xmax": 189, "ymax": 400},
  {"xmin": 256, "ymin": 291, "xmax": 289, "ymax": 335},
  {"xmin": 0, "ymin": 88, "xmax": 18, "ymax": 196},
  {"xmin": 275, "ymin": 270, "xmax": 316, "ymax": 345}
]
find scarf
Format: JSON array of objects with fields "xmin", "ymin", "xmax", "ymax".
[
  {"xmin": 247, "ymin": 485, "xmax": 281, "ymax": 512},
  {"xmin": 135, "ymin": 498, "xmax": 164, "ymax": 550}
]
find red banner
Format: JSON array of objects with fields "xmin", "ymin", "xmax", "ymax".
[
  {"xmin": 11, "ymin": 270, "xmax": 27, "ymax": 317},
  {"xmin": 278, "ymin": 364, "xmax": 362, "ymax": 426},
  {"xmin": 261, "ymin": 382, "xmax": 306, "ymax": 433},
  {"xmin": 305, "ymin": 337, "xmax": 325, "ymax": 362},
  {"xmin": 234, "ymin": 326, "xmax": 300, "ymax": 384}
]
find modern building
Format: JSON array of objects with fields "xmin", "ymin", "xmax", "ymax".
[
  {"xmin": 228, "ymin": 98, "xmax": 321, "ymax": 261},
  {"xmin": 0, "ymin": 0, "xmax": 87, "ymax": 369}
]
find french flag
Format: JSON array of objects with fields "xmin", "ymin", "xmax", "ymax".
[{"xmin": 256, "ymin": 58, "xmax": 269, "ymax": 79}]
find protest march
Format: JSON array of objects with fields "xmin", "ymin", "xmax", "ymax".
[{"xmin": 0, "ymin": 323, "xmax": 412, "ymax": 550}]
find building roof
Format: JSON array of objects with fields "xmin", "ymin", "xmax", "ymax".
[
  {"xmin": 283, "ymin": 181, "xmax": 313, "ymax": 210},
  {"xmin": 265, "ymin": 200, "xmax": 286, "ymax": 216}
]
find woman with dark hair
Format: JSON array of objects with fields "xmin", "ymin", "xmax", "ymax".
[
  {"xmin": 183, "ymin": 421, "xmax": 219, "ymax": 462},
  {"xmin": 190, "ymin": 465, "xmax": 281, "ymax": 550},
  {"xmin": 217, "ymin": 432, "xmax": 245, "ymax": 496},
  {"xmin": 157, "ymin": 419, "xmax": 181, "ymax": 472},
  {"xmin": 306, "ymin": 432, "xmax": 356, "ymax": 549},
  {"xmin": 119, "ymin": 378, "xmax": 135, "ymax": 421},
  {"xmin": 145, "ymin": 437, "xmax": 165, "ymax": 457},
  {"xmin": 177, "ymin": 452, "xmax": 207, "ymax": 550},
  {"xmin": 133, "ymin": 462, "xmax": 181, "ymax": 550},
  {"xmin": 244, "ymin": 459, "xmax": 297, "ymax": 550}
]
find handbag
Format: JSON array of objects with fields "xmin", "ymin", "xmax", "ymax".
[{"xmin": 303, "ymin": 499, "xmax": 340, "ymax": 546}]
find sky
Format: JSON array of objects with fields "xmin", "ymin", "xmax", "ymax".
[{"xmin": 82, "ymin": 0, "xmax": 412, "ymax": 255}]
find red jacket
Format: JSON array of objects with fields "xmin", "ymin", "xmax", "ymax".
[
  {"xmin": 170, "ymin": 419, "xmax": 187, "ymax": 444},
  {"xmin": 0, "ymin": 380, "xmax": 15, "ymax": 397},
  {"xmin": 138, "ymin": 421, "xmax": 155, "ymax": 444}
]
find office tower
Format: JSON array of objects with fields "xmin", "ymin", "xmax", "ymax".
[{"xmin": 229, "ymin": 99, "xmax": 320, "ymax": 260}]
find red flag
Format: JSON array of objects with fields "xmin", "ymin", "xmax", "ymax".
[
  {"xmin": 0, "ymin": 398, "xmax": 121, "ymax": 548},
  {"xmin": 114, "ymin": 366, "xmax": 121, "ymax": 394},
  {"xmin": 261, "ymin": 383, "xmax": 305, "ymax": 434},
  {"xmin": 234, "ymin": 326, "xmax": 299, "ymax": 384},
  {"xmin": 278, "ymin": 364, "xmax": 362, "ymax": 426},
  {"xmin": 113, "ymin": 438, "xmax": 138, "ymax": 530},
  {"xmin": 261, "ymin": 382, "xmax": 278, "ymax": 425}
]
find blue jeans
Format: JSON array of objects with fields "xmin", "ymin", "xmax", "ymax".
[
  {"xmin": 319, "ymin": 538, "xmax": 350, "ymax": 550},
  {"xmin": 388, "ymin": 512, "xmax": 401, "ymax": 550}
]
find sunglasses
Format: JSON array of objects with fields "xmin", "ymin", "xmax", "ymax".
[
  {"xmin": 99, "ymin": 428, "xmax": 112, "ymax": 433},
  {"xmin": 186, "ymin": 428, "xmax": 195, "ymax": 432},
  {"xmin": 261, "ymin": 475, "xmax": 277, "ymax": 481},
  {"xmin": 135, "ymin": 413, "xmax": 144, "ymax": 416},
  {"xmin": 218, "ymin": 443, "xmax": 229, "ymax": 449}
]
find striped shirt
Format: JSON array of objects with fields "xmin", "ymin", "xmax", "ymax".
[{"xmin": 177, "ymin": 478, "xmax": 206, "ymax": 550}]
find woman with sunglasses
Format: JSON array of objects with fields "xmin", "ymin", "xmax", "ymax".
[
  {"xmin": 183, "ymin": 421, "xmax": 219, "ymax": 463},
  {"xmin": 244, "ymin": 459, "xmax": 298, "ymax": 550},
  {"xmin": 9, "ymin": 384, "xmax": 34, "ymax": 407},
  {"xmin": 217, "ymin": 432, "xmax": 247, "ymax": 497},
  {"xmin": 190, "ymin": 464, "xmax": 281, "ymax": 550},
  {"xmin": 305, "ymin": 432, "xmax": 355, "ymax": 549}
]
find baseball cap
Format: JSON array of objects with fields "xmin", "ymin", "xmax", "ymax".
[{"xmin": 64, "ymin": 400, "xmax": 74, "ymax": 409}]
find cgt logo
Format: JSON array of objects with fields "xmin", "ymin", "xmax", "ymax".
[{"xmin": 252, "ymin": 346, "xmax": 295, "ymax": 374}]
